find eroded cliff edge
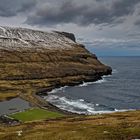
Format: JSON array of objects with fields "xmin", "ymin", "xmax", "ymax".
[{"xmin": 0, "ymin": 26, "xmax": 111, "ymax": 105}]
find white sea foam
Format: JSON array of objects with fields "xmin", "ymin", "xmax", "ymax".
[
  {"xmin": 48, "ymin": 77, "xmax": 107, "ymax": 94},
  {"xmin": 45, "ymin": 95, "xmax": 95, "ymax": 114},
  {"xmin": 78, "ymin": 82, "xmax": 93, "ymax": 87},
  {"xmin": 112, "ymin": 69, "xmax": 118, "ymax": 74},
  {"xmin": 44, "ymin": 95, "xmax": 129, "ymax": 115},
  {"xmin": 96, "ymin": 104, "xmax": 99, "ymax": 106},
  {"xmin": 102, "ymin": 75, "xmax": 112, "ymax": 78},
  {"xmin": 94, "ymin": 78, "xmax": 106, "ymax": 83},
  {"xmin": 48, "ymin": 86, "xmax": 68, "ymax": 94},
  {"xmin": 78, "ymin": 78, "xmax": 106, "ymax": 87},
  {"xmin": 79, "ymin": 99, "xmax": 84, "ymax": 102}
]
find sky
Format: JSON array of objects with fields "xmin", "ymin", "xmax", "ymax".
[{"xmin": 0, "ymin": 0, "xmax": 140, "ymax": 56}]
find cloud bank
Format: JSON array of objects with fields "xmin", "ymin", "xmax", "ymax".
[
  {"xmin": 0, "ymin": 0, "xmax": 140, "ymax": 56},
  {"xmin": 0, "ymin": 0, "xmax": 36, "ymax": 17},
  {"xmin": 25, "ymin": 0, "xmax": 140, "ymax": 26}
]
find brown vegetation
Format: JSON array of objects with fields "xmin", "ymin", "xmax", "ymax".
[
  {"xmin": 0, "ymin": 111, "xmax": 140, "ymax": 140},
  {"xmin": 0, "ymin": 43, "xmax": 111, "ymax": 104}
]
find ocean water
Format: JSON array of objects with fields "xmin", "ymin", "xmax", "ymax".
[{"xmin": 44, "ymin": 57, "xmax": 140, "ymax": 114}]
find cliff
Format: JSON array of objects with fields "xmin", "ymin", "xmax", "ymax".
[{"xmin": 0, "ymin": 26, "xmax": 111, "ymax": 102}]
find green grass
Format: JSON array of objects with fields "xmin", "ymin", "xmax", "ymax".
[{"xmin": 9, "ymin": 108, "xmax": 64, "ymax": 122}]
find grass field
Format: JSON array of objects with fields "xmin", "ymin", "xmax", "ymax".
[
  {"xmin": 9, "ymin": 108, "xmax": 64, "ymax": 122},
  {"xmin": 1, "ymin": 111, "xmax": 140, "ymax": 140}
]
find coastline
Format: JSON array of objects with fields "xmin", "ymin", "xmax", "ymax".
[
  {"xmin": 0, "ymin": 70, "xmax": 112, "ymax": 120},
  {"xmin": 34, "ymin": 71, "xmax": 112, "ymax": 115},
  {"xmin": 0, "ymin": 73, "xmax": 111, "ymax": 125}
]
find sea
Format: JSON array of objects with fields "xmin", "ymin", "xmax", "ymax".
[{"xmin": 44, "ymin": 56, "xmax": 140, "ymax": 114}]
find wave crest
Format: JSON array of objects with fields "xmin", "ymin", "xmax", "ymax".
[
  {"xmin": 44, "ymin": 95, "xmax": 128, "ymax": 115},
  {"xmin": 79, "ymin": 78, "xmax": 106, "ymax": 87},
  {"xmin": 48, "ymin": 86, "xmax": 68, "ymax": 94}
]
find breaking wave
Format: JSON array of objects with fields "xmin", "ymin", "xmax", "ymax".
[
  {"xmin": 44, "ymin": 72, "xmax": 127, "ymax": 115},
  {"xmin": 78, "ymin": 78, "xmax": 106, "ymax": 87},
  {"xmin": 48, "ymin": 76, "xmax": 108, "ymax": 93},
  {"xmin": 44, "ymin": 95, "xmax": 128, "ymax": 115},
  {"xmin": 112, "ymin": 69, "xmax": 118, "ymax": 74},
  {"xmin": 48, "ymin": 86, "xmax": 68, "ymax": 94}
]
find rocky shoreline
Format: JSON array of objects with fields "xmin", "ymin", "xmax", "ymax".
[{"xmin": 35, "ymin": 70, "xmax": 112, "ymax": 114}]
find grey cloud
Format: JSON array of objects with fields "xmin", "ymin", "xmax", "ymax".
[
  {"xmin": 111, "ymin": 0, "xmax": 138, "ymax": 16},
  {"xmin": 83, "ymin": 39, "xmax": 140, "ymax": 50},
  {"xmin": 127, "ymin": 33, "xmax": 140, "ymax": 40},
  {"xmin": 134, "ymin": 20, "xmax": 140, "ymax": 26},
  {"xmin": 0, "ymin": 0, "xmax": 37, "ymax": 17},
  {"xmin": 26, "ymin": 0, "xmax": 140, "ymax": 26}
]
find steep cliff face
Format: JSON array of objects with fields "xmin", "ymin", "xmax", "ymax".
[
  {"xmin": 0, "ymin": 26, "xmax": 111, "ymax": 80},
  {"xmin": 0, "ymin": 26, "xmax": 111, "ymax": 101}
]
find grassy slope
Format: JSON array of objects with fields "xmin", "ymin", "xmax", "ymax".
[
  {"xmin": 0, "ymin": 111, "xmax": 140, "ymax": 140},
  {"xmin": 0, "ymin": 45, "xmax": 110, "ymax": 102},
  {"xmin": 0, "ymin": 79, "xmax": 50, "ymax": 101},
  {"xmin": 9, "ymin": 108, "xmax": 64, "ymax": 122}
]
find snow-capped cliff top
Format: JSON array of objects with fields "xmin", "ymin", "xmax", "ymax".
[{"xmin": 0, "ymin": 26, "xmax": 76, "ymax": 51}]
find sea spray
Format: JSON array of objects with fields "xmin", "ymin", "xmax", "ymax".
[
  {"xmin": 48, "ymin": 86, "xmax": 68, "ymax": 94},
  {"xmin": 78, "ymin": 78, "xmax": 106, "ymax": 87}
]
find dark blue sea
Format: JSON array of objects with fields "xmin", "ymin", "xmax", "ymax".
[{"xmin": 44, "ymin": 56, "xmax": 140, "ymax": 114}]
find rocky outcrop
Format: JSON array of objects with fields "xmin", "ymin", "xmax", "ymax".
[
  {"xmin": 54, "ymin": 31, "xmax": 76, "ymax": 42},
  {"xmin": 0, "ymin": 26, "xmax": 111, "ymax": 98}
]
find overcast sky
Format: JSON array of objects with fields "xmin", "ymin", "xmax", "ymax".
[{"xmin": 0, "ymin": 0, "xmax": 140, "ymax": 56}]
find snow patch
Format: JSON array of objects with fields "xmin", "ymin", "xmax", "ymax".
[{"xmin": 0, "ymin": 26, "xmax": 76, "ymax": 50}]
